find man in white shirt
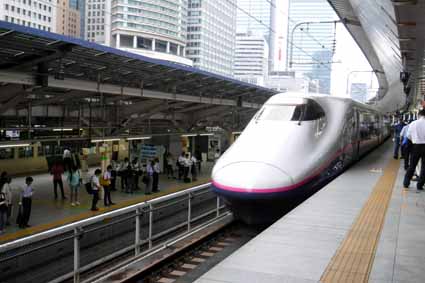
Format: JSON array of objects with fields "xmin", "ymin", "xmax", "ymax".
[
  {"xmin": 400, "ymin": 122, "xmax": 412, "ymax": 170},
  {"xmin": 91, "ymin": 169, "xmax": 102, "ymax": 211},
  {"xmin": 403, "ymin": 109, "xmax": 425, "ymax": 191}
]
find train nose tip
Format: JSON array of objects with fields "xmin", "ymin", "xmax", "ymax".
[{"xmin": 213, "ymin": 162, "xmax": 294, "ymax": 191}]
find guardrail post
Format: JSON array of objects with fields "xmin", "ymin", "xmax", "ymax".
[
  {"xmin": 187, "ymin": 193, "xmax": 192, "ymax": 231},
  {"xmin": 135, "ymin": 207, "xmax": 142, "ymax": 256},
  {"xmin": 216, "ymin": 196, "xmax": 220, "ymax": 218},
  {"xmin": 148, "ymin": 203, "xmax": 153, "ymax": 249},
  {"xmin": 73, "ymin": 227, "xmax": 82, "ymax": 283}
]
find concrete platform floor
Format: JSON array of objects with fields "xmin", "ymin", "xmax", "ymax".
[
  {"xmin": 196, "ymin": 141, "xmax": 425, "ymax": 283},
  {"xmin": 0, "ymin": 162, "xmax": 213, "ymax": 243}
]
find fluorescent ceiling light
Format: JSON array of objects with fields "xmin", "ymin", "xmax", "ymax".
[
  {"xmin": 127, "ymin": 136, "xmax": 152, "ymax": 141},
  {"xmin": 53, "ymin": 128, "xmax": 74, "ymax": 131},
  {"xmin": 91, "ymin": 138, "xmax": 121, "ymax": 143},
  {"xmin": 200, "ymin": 133, "xmax": 214, "ymax": 136},
  {"xmin": 0, "ymin": 143, "xmax": 31, "ymax": 148},
  {"xmin": 181, "ymin": 134, "xmax": 197, "ymax": 137},
  {"xmin": 232, "ymin": 131, "xmax": 242, "ymax": 135}
]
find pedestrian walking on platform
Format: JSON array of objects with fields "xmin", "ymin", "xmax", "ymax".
[
  {"xmin": 152, "ymin": 158, "xmax": 160, "ymax": 193},
  {"xmin": 51, "ymin": 160, "xmax": 66, "ymax": 200},
  {"xmin": 403, "ymin": 109, "xmax": 425, "ymax": 191},
  {"xmin": 19, "ymin": 176, "xmax": 34, "ymax": 228},
  {"xmin": 90, "ymin": 169, "xmax": 102, "ymax": 211},
  {"xmin": 102, "ymin": 165, "xmax": 115, "ymax": 207},
  {"xmin": 67, "ymin": 166, "xmax": 81, "ymax": 206}
]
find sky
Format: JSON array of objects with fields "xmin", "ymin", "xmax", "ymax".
[{"xmin": 271, "ymin": 0, "xmax": 378, "ymax": 99}]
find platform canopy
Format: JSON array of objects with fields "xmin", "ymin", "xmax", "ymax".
[{"xmin": 0, "ymin": 21, "xmax": 277, "ymax": 136}]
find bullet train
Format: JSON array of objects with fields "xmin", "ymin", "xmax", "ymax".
[{"xmin": 212, "ymin": 93, "xmax": 391, "ymax": 224}]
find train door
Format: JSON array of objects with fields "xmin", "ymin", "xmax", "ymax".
[{"xmin": 354, "ymin": 109, "xmax": 361, "ymax": 159}]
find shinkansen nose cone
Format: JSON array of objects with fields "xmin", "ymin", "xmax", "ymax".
[{"xmin": 212, "ymin": 162, "xmax": 294, "ymax": 193}]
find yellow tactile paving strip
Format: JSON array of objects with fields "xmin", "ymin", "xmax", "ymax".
[
  {"xmin": 0, "ymin": 178, "xmax": 210, "ymax": 244},
  {"xmin": 320, "ymin": 159, "xmax": 399, "ymax": 283}
]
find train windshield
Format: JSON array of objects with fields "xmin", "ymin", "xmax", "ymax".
[{"xmin": 255, "ymin": 100, "xmax": 325, "ymax": 121}]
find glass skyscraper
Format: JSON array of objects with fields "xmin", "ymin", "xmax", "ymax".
[
  {"xmin": 287, "ymin": 0, "xmax": 337, "ymax": 94},
  {"xmin": 236, "ymin": 0, "xmax": 276, "ymax": 71}
]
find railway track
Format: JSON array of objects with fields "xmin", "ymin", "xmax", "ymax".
[{"xmin": 91, "ymin": 215, "xmax": 263, "ymax": 283}]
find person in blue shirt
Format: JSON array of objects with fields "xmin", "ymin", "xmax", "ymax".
[{"xmin": 393, "ymin": 119, "xmax": 406, "ymax": 159}]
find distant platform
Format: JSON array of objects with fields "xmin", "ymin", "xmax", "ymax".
[
  {"xmin": 196, "ymin": 141, "xmax": 425, "ymax": 283},
  {"xmin": 0, "ymin": 163, "xmax": 213, "ymax": 243}
]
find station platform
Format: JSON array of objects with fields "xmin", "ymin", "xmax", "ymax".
[
  {"xmin": 196, "ymin": 141, "xmax": 425, "ymax": 283},
  {"xmin": 0, "ymin": 163, "xmax": 213, "ymax": 244}
]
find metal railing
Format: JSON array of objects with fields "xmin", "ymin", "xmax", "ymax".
[{"xmin": 0, "ymin": 183, "xmax": 229, "ymax": 283}]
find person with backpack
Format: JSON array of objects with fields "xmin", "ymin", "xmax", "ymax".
[
  {"xmin": 67, "ymin": 166, "xmax": 81, "ymax": 207},
  {"xmin": 0, "ymin": 182, "xmax": 9, "ymax": 234},
  {"xmin": 91, "ymin": 169, "xmax": 102, "ymax": 211},
  {"xmin": 102, "ymin": 165, "xmax": 115, "ymax": 207}
]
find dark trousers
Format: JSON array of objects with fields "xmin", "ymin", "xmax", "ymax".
[
  {"xmin": 178, "ymin": 164, "xmax": 184, "ymax": 180},
  {"xmin": 111, "ymin": 171, "xmax": 117, "ymax": 190},
  {"xmin": 402, "ymin": 140, "xmax": 412, "ymax": 170},
  {"xmin": 22, "ymin": 197, "xmax": 32, "ymax": 226},
  {"xmin": 91, "ymin": 190, "xmax": 99, "ymax": 210},
  {"xmin": 64, "ymin": 157, "xmax": 73, "ymax": 172},
  {"xmin": 153, "ymin": 172, "xmax": 159, "ymax": 192},
  {"xmin": 403, "ymin": 144, "xmax": 425, "ymax": 189},
  {"xmin": 53, "ymin": 179, "xmax": 65, "ymax": 199},
  {"xmin": 104, "ymin": 185, "xmax": 112, "ymax": 206},
  {"xmin": 394, "ymin": 137, "xmax": 401, "ymax": 158},
  {"xmin": 121, "ymin": 173, "xmax": 128, "ymax": 191}
]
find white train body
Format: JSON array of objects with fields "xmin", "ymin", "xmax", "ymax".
[{"xmin": 212, "ymin": 93, "xmax": 390, "ymax": 224}]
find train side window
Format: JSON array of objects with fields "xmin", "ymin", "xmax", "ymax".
[
  {"xmin": 18, "ymin": 146, "xmax": 34, "ymax": 158},
  {"xmin": 0, "ymin": 148, "xmax": 14, "ymax": 160}
]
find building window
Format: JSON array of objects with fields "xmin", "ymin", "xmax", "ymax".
[
  {"xmin": 155, "ymin": 40, "xmax": 167, "ymax": 53},
  {"xmin": 0, "ymin": 148, "xmax": 14, "ymax": 160},
  {"xmin": 137, "ymin": 37, "xmax": 152, "ymax": 50},
  {"xmin": 18, "ymin": 146, "xmax": 34, "ymax": 158}
]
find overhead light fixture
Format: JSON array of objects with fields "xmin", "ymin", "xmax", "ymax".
[
  {"xmin": 232, "ymin": 131, "xmax": 242, "ymax": 135},
  {"xmin": 53, "ymin": 128, "xmax": 74, "ymax": 131},
  {"xmin": 181, "ymin": 134, "xmax": 197, "ymax": 137},
  {"xmin": 91, "ymin": 138, "xmax": 121, "ymax": 143},
  {"xmin": 0, "ymin": 143, "xmax": 31, "ymax": 148},
  {"xmin": 127, "ymin": 136, "xmax": 152, "ymax": 141},
  {"xmin": 200, "ymin": 133, "xmax": 214, "ymax": 136}
]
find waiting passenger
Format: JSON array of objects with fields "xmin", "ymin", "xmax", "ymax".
[
  {"xmin": 401, "ymin": 121, "xmax": 412, "ymax": 170},
  {"xmin": 152, "ymin": 158, "xmax": 160, "ymax": 193},
  {"xmin": 63, "ymin": 148, "xmax": 73, "ymax": 172},
  {"xmin": 393, "ymin": 119, "xmax": 405, "ymax": 159},
  {"xmin": 132, "ymin": 158, "xmax": 141, "ymax": 191},
  {"xmin": 144, "ymin": 161, "xmax": 154, "ymax": 195},
  {"xmin": 191, "ymin": 154, "xmax": 198, "ymax": 181},
  {"xmin": 90, "ymin": 169, "xmax": 102, "ymax": 211},
  {"xmin": 165, "ymin": 153, "xmax": 174, "ymax": 179},
  {"xmin": 177, "ymin": 152, "xmax": 186, "ymax": 180},
  {"xmin": 51, "ymin": 160, "xmax": 66, "ymax": 200},
  {"xmin": 67, "ymin": 166, "xmax": 81, "ymax": 207},
  {"xmin": 3, "ymin": 177, "xmax": 13, "ymax": 226},
  {"xmin": 183, "ymin": 153, "xmax": 191, "ymax": 183},
  {"xmin": 214, "ymin": 149, "xmax": 221, "ymax": 163},
  {"xmin": 403, "ymin": 109, "xmax": 425, "ymax": 191},
  {"xmin": 102, "ymin": 165, "xmax": 115, "ymax": 207},
  {"xmin": 110, "ymin": 160, "xmax": 118, "ymax": 191},
  {"xmin": 119, "ymin": 158, "xmax": 130, "ymax": 191},
  {"xmin": 195, "ymin": 148, "xmax": 202, "ymax": 173},
  {"xmin": 0, "ymin": 181, "xmax": 10, "ymax": 233},
  {"xmin": 20, "ymin": 176, "xmax": 34, "ymax": 228}
]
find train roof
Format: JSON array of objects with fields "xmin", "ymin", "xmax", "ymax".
[{"xmin": 267, "ymin": 92, "xmax": 384, "ymax": 114}]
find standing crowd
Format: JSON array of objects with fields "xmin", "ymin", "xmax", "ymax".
[{"xmin": 393, "ymin": 109, "xmax": 425, "ymax": 191}]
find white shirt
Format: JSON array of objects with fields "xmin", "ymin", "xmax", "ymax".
[
  {"xmin": 103, "ymin": 171, "xmax": 111, "ymax": 181},
  {"xmin": 154, "ymin": 163, "xmax": 161, "ymax": 173},
  {"xmin": 407, "ymin": 117, "xmax": 425, "ymax": 144},
  {"xmin": 2, "ymin": 183, "xmax": 12, "ymax": 204},
  {"xmin": 91, "ymin": 175, "xmax": 100, "ymax": 190},
  {"xmin": 400, "ymin": 124, "xmax": 410, "ymax": 138},
  {"xmin": 21, "ymin": 185, "xmax": 34, "ymax": 198},
  {"xmin": 63, "ymin": 149, "xmax": 71, "ymax": 158}
]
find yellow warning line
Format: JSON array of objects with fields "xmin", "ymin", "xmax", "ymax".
[
  {"xmin": 0, "ymin": 178, "xmax": 210, "ymax": 244},
  {"xmin": 320, "ymin": 159, "xmax": 399, "ymax": 283}
]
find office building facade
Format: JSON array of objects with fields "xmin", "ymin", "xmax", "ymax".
[
  {"xmin": 236, "ymin": 0, "xmax": 276, "ymax": 71},
  {"xmin": 85, "ymin": 0, "xmax": 111, "ymax": 45},
  {"xmin": 57, "ymin": 0, "xmax": 81, "ymax": 38},
  {"xmin": 186, "ymin": 0, "xmax": 237, "ymax": 77},
  {"xmin": 234, "ymin": 32, "xmax": 268, "ymax": 86},
  {"xmin": 108, "ymin": 0, "xmax": 190, "ymax": 65},
  {"xmin": 0, "ymin": 0, "xmax": 56, "ymax": 32}
]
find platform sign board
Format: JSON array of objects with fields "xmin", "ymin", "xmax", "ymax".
[{"xmin": 141, "ymin": 144, "xmax": 157, "ymax": 160}]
